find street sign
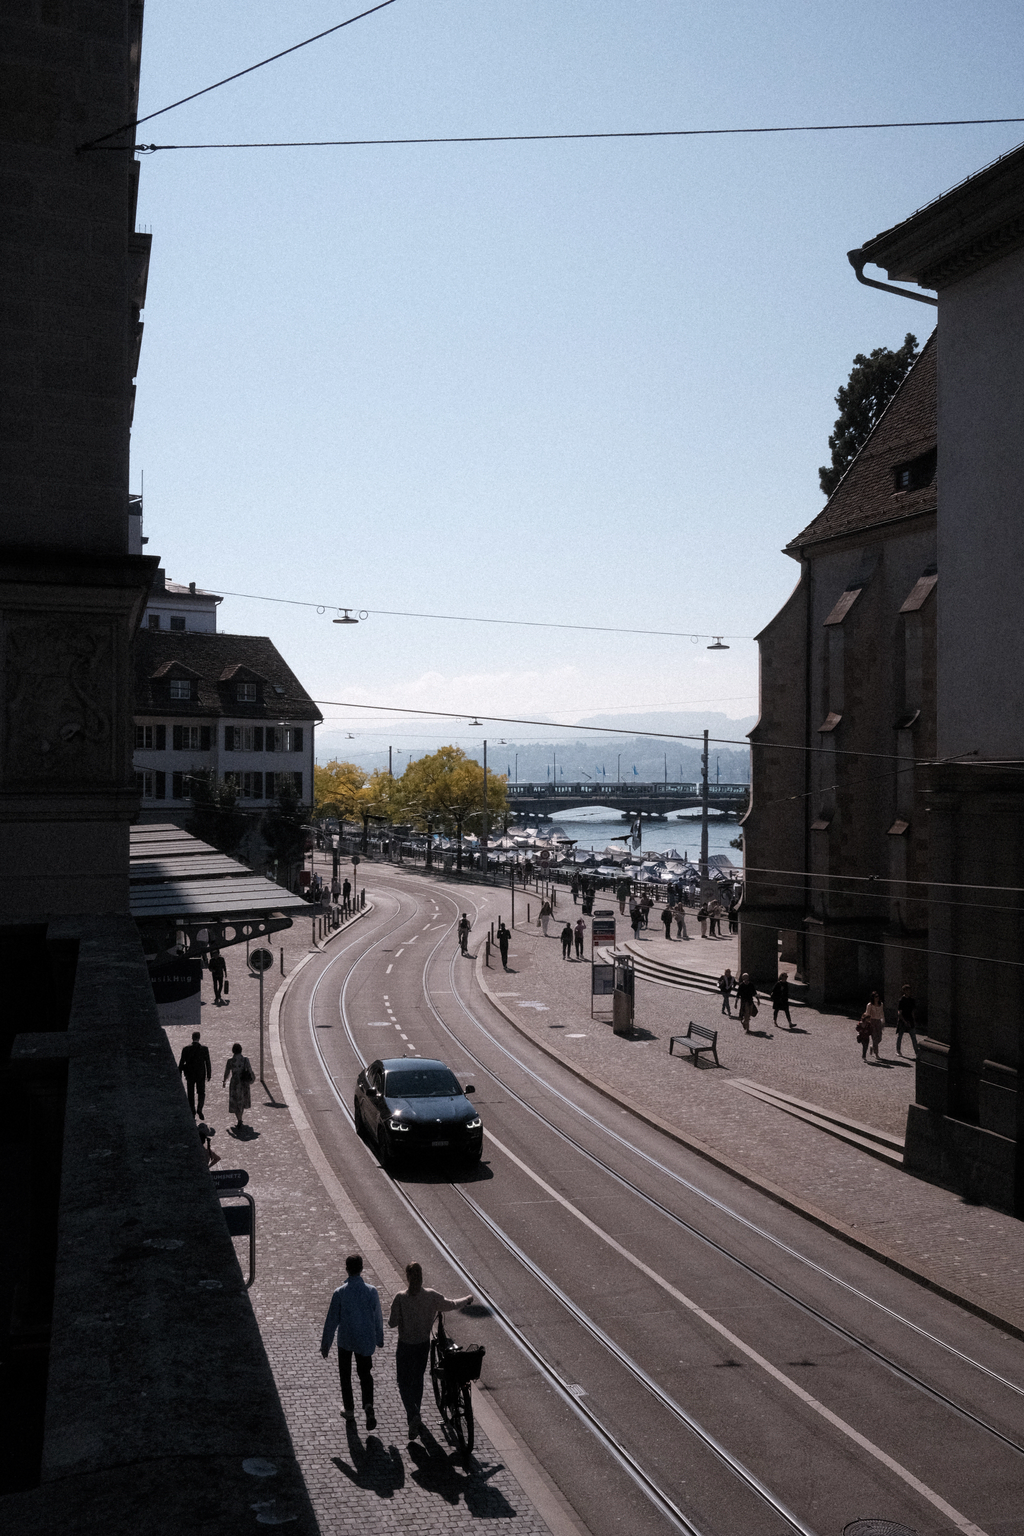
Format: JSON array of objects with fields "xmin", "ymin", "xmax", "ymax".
[
  {"xmin": 591, "ymin": 909, "xmax": 616, "ymax": 955},
  {"xmin": 211, "ymin": 1168, "xmax": 250, "ymax": 1191},
  {"xmin": 248, "ymin": 947, "xmax": 274, "ymax": 973},
  {"xmin": 351, "ymin": 854, "xmax": 361, "ymax": 866},
  {"xmin": 592, "ymin": 963, "xmax": 615, "ymax": 996}
]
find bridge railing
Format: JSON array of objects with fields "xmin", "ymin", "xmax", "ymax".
[{"xmin": 505, "ymin": 781, "xmax": 748, "ymax": 799}]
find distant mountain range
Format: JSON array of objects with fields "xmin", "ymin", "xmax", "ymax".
[{"xmin": 574, "ymin": 710, "xmax": 756, "ymax": 739}]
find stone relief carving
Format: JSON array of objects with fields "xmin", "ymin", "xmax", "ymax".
[{"xmin": 3, "ymin": 615, "xmax": 118, "ymax": 788}]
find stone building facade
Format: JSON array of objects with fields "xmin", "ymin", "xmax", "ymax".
[
  {"xmin": 852, "ymin": 143, "xmax": 1024, "ymax": 1214},
  {"xmin": 740, "ymin": 336, "xmax": 937, "ymax": 1015}
]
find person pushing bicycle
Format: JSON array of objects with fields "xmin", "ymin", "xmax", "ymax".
[{"xmin": 388, "ymin": 1262, "xmax": 471, "ymax": 1438}]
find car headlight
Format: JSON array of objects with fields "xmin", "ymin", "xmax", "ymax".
[
  {"xmin": 389, "ymin": 1118, "xmax": 410, "ymax": 1132},
  {"xmin": 465, "ymin": 1117, "xmax": 482, "ymax": 1130}
]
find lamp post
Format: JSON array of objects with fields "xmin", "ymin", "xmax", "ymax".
[{"xmin": 480, "ymin": 739, "xmax": 489, "ymax": 874}]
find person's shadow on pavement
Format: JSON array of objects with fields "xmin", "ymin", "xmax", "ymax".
[
  {"xmin": 331, "ymin": 1426, "xmax": 405, "ymax": 1498},
  {"xmin": 408, "ymin": 1433, "xmax": 516, "ymax": 1515},
  {"xmin": 228, "ymin": 1123, "xmax": 260, "ymax": 1140}
]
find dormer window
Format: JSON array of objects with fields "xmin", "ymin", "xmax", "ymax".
[
  {"xmin": 893, "ymin": 447, "xmax": 936, "ymax": 494},
  {"xmin": 236, "ymin": 682, "xmax": 257, "ymax": 702},
  {"xmin": 169, "ymin": 679, "xmax": 192, "ymax": 701}
]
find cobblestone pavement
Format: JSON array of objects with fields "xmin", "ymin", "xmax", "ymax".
[
  {"xmin": 467, "ymin": 884, "xmax": 1024, "ymax": 1334},
  {"xmin": 162, "ymin": 880, "xmax": 555, "ymax": 1536}
]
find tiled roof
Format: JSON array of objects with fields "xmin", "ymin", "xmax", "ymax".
[
  {"xmin": 786, "ymin": 331, "xmax": 936, "ymax": 553},
  {"xmin": 134, "ymin": 631, "xmax": 322, "ymax": 722}
]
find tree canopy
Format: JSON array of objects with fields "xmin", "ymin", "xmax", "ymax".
[
  {"xmin": 399, "ymin": 746, "xmax": 507, "ymax": 835},
  {"xmin": 313, "ymin": 759, "xmax": 366, "ymax": 821},
  {"xmin": 819, "ymin": 333, "xmax": 919, "ymax": 497}
]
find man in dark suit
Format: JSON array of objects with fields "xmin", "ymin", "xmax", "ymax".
[{"xmin": 178, "ymin": 1031, "xmax": 212, "ymax": 1116}]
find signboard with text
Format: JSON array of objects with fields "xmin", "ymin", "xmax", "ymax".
[
  {"xmin": 148, "ymin": 957, "xmax": 202, "ymax": 1031},
  {"xmin": 590, "ymin": 909, "xmax": 616, "ymax": 955}
]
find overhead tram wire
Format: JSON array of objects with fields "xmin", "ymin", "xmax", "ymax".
[
  {"xmin": 85, "ymin": 115, "xmax": 1024, "ymax": 154},
  {"xmin": 209, "ymin": 587, "xmax": 752, "ymax": 643},
  {"xmin": 312, "ymin": 694, "xmax": 957, "ymax": 766},
  {"xmin": 77, "ymin": 0, "xmax": 399, "ymax": 151}
]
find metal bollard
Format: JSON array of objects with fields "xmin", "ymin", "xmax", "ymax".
[
  {"xmin": 485, "ymin": 936, "xmax": 490, "ymax": 967},
  {"xmin": 280, "ymin": 947, "xmax": 285, "ymax": 976}
]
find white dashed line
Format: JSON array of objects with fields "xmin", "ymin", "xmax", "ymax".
[
  {"xmin": 385, "ymin": 964, "xmax": 392, "ymax": 974},
  {"xmin": 394, "ymin": 949, "xmax": 404, "ymax": 958}
]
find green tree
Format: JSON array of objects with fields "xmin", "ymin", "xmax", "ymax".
[
  {"xmin": 400, "ymin": 747, "xmax": 508, "ymax": 870},
  {"xmin": 261, "ymin": 779, "xmax": 309, "ymax": 887},
  {"xmin": 186, "ymin": 769, "xmax": 248, "ymax": 855},
  {"xmin": 819, "ymin": 333, "xmax": 919, "ymax": 497}
]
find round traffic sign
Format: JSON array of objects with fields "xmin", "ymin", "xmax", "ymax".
[
  {"xmin": 248, "ymin": 947, "xmax": 274, "ymax": 973},
  {"xmin": 351, "ymin": 854, "xmax": 361, "ymax": 866}
]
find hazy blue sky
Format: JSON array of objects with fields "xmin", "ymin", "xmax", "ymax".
[{"xmin": 132, "ymin": 1, "xmax": 1023, "ymax": 758}]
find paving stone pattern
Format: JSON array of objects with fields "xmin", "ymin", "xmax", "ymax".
[
  {"xmin": 166, "ymin": 886, "xmax": 551, "ymax": 1536},
  {"xmin": 474, "ymin": 884, "xmax": 1024, "ymax": 1333}
]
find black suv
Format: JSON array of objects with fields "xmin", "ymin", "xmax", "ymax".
[{"xmin": 355, "ymin": 1058, "xmax": 483, "ymax": 1167}]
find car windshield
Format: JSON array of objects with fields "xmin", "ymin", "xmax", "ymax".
[{"xmin": 385, "ymin": 1067, "xmax": 462, "ymax": 1099}]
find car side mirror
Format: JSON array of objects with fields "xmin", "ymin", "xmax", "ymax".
[{"xmin": 464, "ymin": 1084, "xmax": 475, "ymax": 1094}]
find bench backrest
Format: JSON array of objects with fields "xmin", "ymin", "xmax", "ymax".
[{"xmin": 688, "ymin": 1023, "xmax": 716, "ymax": 1042}]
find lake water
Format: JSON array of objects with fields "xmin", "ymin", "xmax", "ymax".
[{"xmin": 538, "ymin": 810, "xmax": 742, "ymax": 862}]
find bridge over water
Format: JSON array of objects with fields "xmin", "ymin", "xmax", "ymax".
[{"xmin": 506, "ymin": 781, "xmax": 749, "ymax": 820}]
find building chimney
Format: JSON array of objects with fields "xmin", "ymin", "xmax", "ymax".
[
  {"xmin": 152, "ymin": 567, "xmax": 166, "ymax": 592},
  {"xmin": 189, "ymin": 581, "xmax": 196, "ymax": 595}
]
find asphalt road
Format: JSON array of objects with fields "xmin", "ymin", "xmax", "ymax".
[{"xmin": 279, "ymin": 868, "xmax": 1024, "ymax": 1536}]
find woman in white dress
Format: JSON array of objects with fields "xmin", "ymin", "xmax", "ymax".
[{"xmin": 224, "ymin": 1042, "xmax": 253, "ymax": 1127}]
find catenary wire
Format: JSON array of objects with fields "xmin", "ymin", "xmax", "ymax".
[
  {"xmin": 77, "ymin": 1, "xmax": 399, "ymax": 151},
  {"xmin": 312, "ymin": 695, "xmax": 965, "ymax": 765},
  {"xmin": 95, "ymin": 115, "xmax": 1024, "ymax": 153},
  {"xmin": 209, "ymin": 586, "xmax": 753, "ymax": 642}
]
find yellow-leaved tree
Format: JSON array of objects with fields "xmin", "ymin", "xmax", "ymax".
[{"xmin": 313, "ymin": 760, "xmax": 367, "ymax": 822}]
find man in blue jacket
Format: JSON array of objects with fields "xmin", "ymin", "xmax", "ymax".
[{"xmin": 320, "ymin": 1254, "xmax": 384, "ymax": 1431}]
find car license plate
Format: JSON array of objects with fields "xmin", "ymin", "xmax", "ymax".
[{"xmin": 431, "ymin": 1139, "xmax": 449, "ymax": 1147}]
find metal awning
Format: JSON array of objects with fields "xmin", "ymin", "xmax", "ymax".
[{"xmin": 130, "ymin": 823, "xmax": 311, "ymax": 921}]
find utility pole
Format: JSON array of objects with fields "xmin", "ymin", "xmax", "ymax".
[
  {"xmin": 388, "ymin": 745, "xmax": 392, "ymax": 777},
  {"xmin": 700, "ymin": 729, "xmax": 710, "ymax": 894},
  {"xmin": 481, "ymin": 739, "xmax": 488, "ymax": 874}
]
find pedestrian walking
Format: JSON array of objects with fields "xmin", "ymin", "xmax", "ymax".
[
  {"xmin": 342, "ymin": 877, "xmax": 352, "ymax": 909},
  {"xmin": 718, "ymin": 970, "xmax": 734, "ymax": 1017},
  {"xmin": 630, "ymin": 905, "xmax": 642, "ymax": 940},
  {"xmin": 457, "ymin": 913, "xmax": 471, "ymax": 954},
  {"xmin": 661, "ymin": 905, "xmax": 674, "ymax": 940},
  {"xmin": 223, "ymin": 1042, "xmax": 254, "ymax": 1128},
  {"xmin": 178, "ymin": 1030, "xmax": 212, "ymax": 1116},
  {"xmin": 673, "ymin": 900, "xmax": 689, "ymax": 940},
  {"xmin": 771, "ymin": 974, "xmax": 793, "ymax": 1029},
  {"xmin": 208, "ymin": 948, "xmax": 228, "ymax": 1004},
  {"xmin": 497, "ymin": 921, "xmax": 511, "ymax": 971},
  {"xmin": 896, "ymin": 985, "xmax": 919, "ymax": 1057},
  {"xmin": 708, "ymin": 900, "xmax": 723, "ymax": 937},
  {"xmin": 728, "ymin": 898, "xmax": 739, "ymax": 935},
  {"xmin": 860, "ymin": 991, "xmax": 885, "ymax": 1059},
  {"xmin": 560, "ymin": 921, "xmax": 574, "ymax": 959},
  {"xmin": 387, "ymin": 1262, "xmax": 472, "ymax": 1438},
  {"xmin": 640, "ymin": 895, "xmax": 653, "ymax": 929},
  {"xmin": 856, "ymin": 1017, "xmax": 872, "ymax": 1060},
  {"xmin": 321, "ymin": 1254, "xmax": 384, "ymax": 1433},
  {"xmin": 574, "ymin": 917, "xmax": 585, "ymax": 958},
  {"xmin": 616, "ymin": 879, "xmax": 630, "ymax": 915},
  {"xmin": 697, "ymin": 902, "xmax": 709, "ymax": 939},
  {"xmin": 330, "ymin": 875, "xmax": 341, "ymax": 906},
  {"xmin": 571, "ymin": 874, "xmax": 580, "ymax": 905},
  {"xmin": 736, "ymin": 973, "xmax": 759, "ymax": 1033},
  {"xmin": 539, "ymin": 899, "xmax": 553, "ymax": 936}
]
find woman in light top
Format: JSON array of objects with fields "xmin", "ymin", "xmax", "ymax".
[
  {"xmin": 860, "ymin": 992, "xmax": 885, "ymax": 1060},
  {"xmin": 388, "ymin": 1262, "xmax": 471, "ymax": 1438}
]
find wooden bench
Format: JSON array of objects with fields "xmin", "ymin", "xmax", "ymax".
[{"xmin": 669, "ymin": 1022, "xmax": 720, "ymax": 1067}]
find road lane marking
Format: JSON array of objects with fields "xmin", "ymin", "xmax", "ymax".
[
  {"xmin": 485, "ymin": 1129, "xmax": 992, "ymax": 1536},
  {"xmin": 395, "ymin": 949, "xmax": 405, "ymax": 957},
  {"xmin": 364, "ymin": 1021, "xmax": 392, "ymax": 1027},
  {"xmin": 408, "ymin": 935, "xmax": 418, "ymax": 942},
  {"xmin": 386, "ymin": 964, "xmax": 392, "ymax": 974}
]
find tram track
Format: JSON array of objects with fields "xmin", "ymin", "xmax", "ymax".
[{"xmin": 286, "ymin": 872, "xmax": 1020, "ymax": 1536}]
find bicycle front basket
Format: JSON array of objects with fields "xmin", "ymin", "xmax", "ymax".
[{"xmin": 444, "ymin": 1344, "xmax": 485, "ymax": 1384}]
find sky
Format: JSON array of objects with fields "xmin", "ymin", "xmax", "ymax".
[{"xmin": 131, "ymin": 1, "xmax": 1024, "ymax": 762}]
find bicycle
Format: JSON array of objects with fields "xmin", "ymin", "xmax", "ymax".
[{"xmin": 429, "ymin": 1314, "xmax": 484, "ymax": 1454}]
